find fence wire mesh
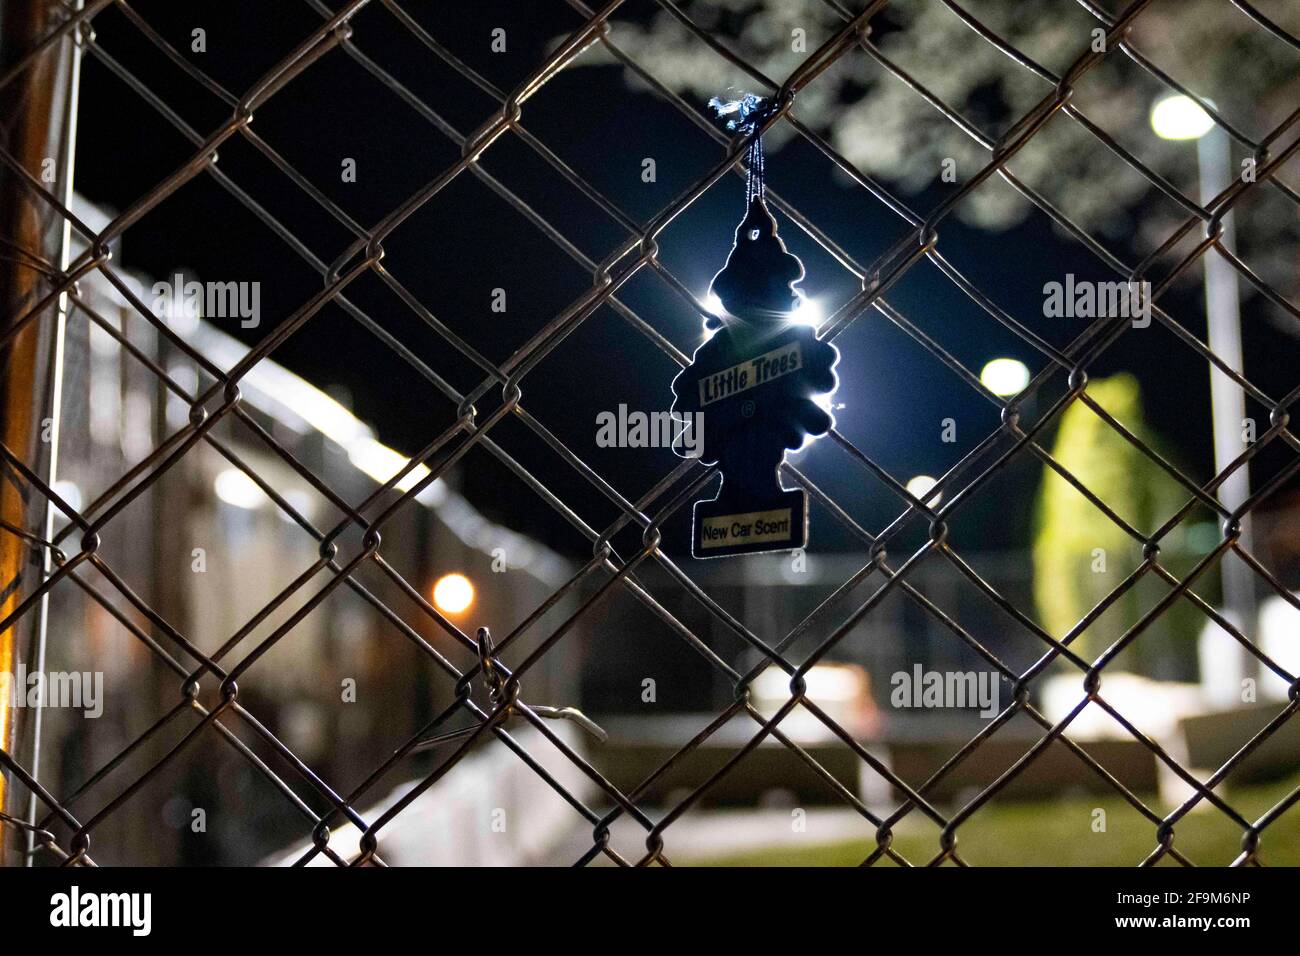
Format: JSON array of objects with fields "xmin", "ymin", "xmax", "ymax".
[{"xmin": 1, "ymin": 0, "xmax": 1298, "ymax": 866}]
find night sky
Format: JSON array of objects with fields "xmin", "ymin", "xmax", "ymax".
[{"xmin": 71, "ymin": 0, "xmax": 1297, "ymax": 562}]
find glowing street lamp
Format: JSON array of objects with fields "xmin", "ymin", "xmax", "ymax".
[
  {"xmin": 905, "ymin": 474, "xmax": 941, "ymax": 506},
  {"xmin": 1149, "ymin": 94, "xmax": 1215, "ymax": 141},
  {"xmin": 789, "ymin": 294, "xmax": 821, "ymax": 328},
  {"xmin": 433, "ymin": 573, "xmax": 475, "ymax": 615},
  {"xmin": 703, "ymin": 290, "xmax": 821, "ymax": 328},
  {"xmin": 979, "ymin": 358, "xmax": 1030, "ymax": 397},
  {"xmin": 213, "ymin": 468, "xmax": 264, "ymax": 510}
]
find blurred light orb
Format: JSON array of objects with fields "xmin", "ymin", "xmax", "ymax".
[
  {"xmin": 905, "ymin": 474, "xmax": 940, "ymax": 504},
  {"xmin": 980, "ymin": 358, "xmax": 1030, "ymax": 397},
  {"xmin": 213, "ymin": 468, "xmax": 263, "ymax": 510},
  {"xmin": 1150, "ymin": 95, "xmax": 1214, "ymax": 141},
  {"xmin": 433, "ymin": 573, "xmax": 475, "ymax": 614},
  {"xmin": 790, "ymin": 294, "xmax": 821, "ymax": 327}
]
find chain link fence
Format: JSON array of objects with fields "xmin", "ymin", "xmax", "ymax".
[{"xmin": 1, "ymin": 0, "xmax": 1298, "ymax": 866}]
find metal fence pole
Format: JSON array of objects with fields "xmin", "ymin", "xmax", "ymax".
[
  {"xmin": 1198, "ymin": 125, "xmax": 1257, "ymax": 707},
  {"xmin": 0, "ymin": 0, "xmax": 79, "ymax": 863}
]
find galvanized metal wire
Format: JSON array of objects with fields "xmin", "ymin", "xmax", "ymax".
[{"xmin": 1, "ymin": 0, "xmax": 1298, "ymax": 867}]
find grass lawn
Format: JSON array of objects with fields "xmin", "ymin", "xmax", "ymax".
[{"xmin": 692, "ymin": 772, "xmax": 1300, "ymax": 866}]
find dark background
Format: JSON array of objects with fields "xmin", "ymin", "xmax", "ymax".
[{"xmin": 71, "ymin": 0, "xmax": 1298, "ymax": 561}]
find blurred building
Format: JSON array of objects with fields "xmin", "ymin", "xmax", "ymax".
[{"xmin": 25, "ymin": 197, "xmax": 583, "ymax": 864}]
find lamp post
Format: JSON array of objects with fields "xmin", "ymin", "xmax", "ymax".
[{"xmin": 1151, "ymin": 94, "xmax": 1256, "ymax": 705}]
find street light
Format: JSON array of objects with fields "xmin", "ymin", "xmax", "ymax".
[
  {"xmin": 905, "ymin": 474, "xmax": 941, "ymax": 505},
  {"xmin": 1149, "ymin": 94, "xmax": 1214, "ymax": 140},
  {"xmin": 213, "ymin": 468, "xmax": 264, "ymax": 510},
  {"xmin": 1151, "ymin": 93, "xmax": 1255, "ymax": 705},
  {"xmin": 979, "ymin": 357, "xmax": 1030, "ymax": 397},
  {"xmin": 433, "ymin": 573, "xmax": 475, "ymax": 615},
  {"xmin": 790, "ymin": 293, "xmax": 821, "ymax": 328}
]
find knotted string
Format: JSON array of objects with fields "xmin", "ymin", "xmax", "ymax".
[{"xmin": 709, "ymin": 93, "xmax": 771, "ymax": 207}]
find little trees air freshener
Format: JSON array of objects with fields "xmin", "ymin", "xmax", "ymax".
[{"xmin": 671, "ymin": 95, "xmax": 839, "ymax": 559}]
